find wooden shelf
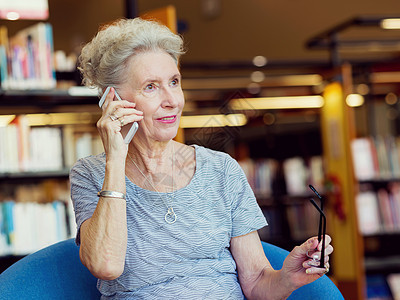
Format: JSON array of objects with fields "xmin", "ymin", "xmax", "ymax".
[
  {"xmin": 365, "ymin": 256, "xmax": 400, "ymax": 274},
  {"xmin": 0, "ymin": 169, "xmax": 70, "ymax": 182},
  {"xmin": 0, "ymin": 89, "xmax": 98, "ymax": 112}
]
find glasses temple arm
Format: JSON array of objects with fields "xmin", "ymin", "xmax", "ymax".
[
  {"xmin": 309, "ymin": 184, "xmax": 323, "ymax": 200},
  {"xmin": 309, "ymin": 185, "xmax": 324, "ymax": 241},
  {"xmin": 309, "ymin": 198, "xmax": 327, "ymax": 268}
]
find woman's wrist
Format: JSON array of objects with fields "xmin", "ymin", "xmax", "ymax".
[
  {"xmin": 249, "ymin": 268, "xmax": 294, "ymax": 300},
  {"xmin": 276, "ymin": 269, "xmax": 297, "ymax": 298},
  {"xmin": 105, "ymin": 150, "xmax": 127, "ymax": 165},
  {"xmin": 103, "ymin": 156, "xmax": 127, "ymax": 193}
]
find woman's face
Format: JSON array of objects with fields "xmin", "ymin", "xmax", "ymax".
[{"xmin": 119, "ymin": 50, "xmax": 184, "ymax": 143}]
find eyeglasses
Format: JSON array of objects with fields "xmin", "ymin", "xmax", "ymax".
[{"xmin": 309, "ymin": 184, "xmax": 326, "ymax": 268}]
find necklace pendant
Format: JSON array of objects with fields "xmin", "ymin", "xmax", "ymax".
[{"xmin": 165, "ymin": 207, "xmax": 177, "ymax": 224}]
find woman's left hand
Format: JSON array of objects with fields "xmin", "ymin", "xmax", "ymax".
[{"xmin": 281, "ymin": 235, "xmax": 333, "ymax": 290}]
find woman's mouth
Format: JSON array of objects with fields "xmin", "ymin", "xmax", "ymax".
[{"xmin": 157, "ymin": 115, "xmax": 177, "ymax": 124}]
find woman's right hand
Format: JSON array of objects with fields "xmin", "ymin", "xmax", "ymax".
[{"xmin": 97, "ymin": 87, "xmax": 143, "ymax": 160}]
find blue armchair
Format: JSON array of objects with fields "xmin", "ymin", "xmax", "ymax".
[{"xmin": 0, "ymin": 239, "xmax": 343, "ymax": 299}]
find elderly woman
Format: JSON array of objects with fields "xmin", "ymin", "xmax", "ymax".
[{"xmin": 71, "ymin": 18, "xmax": 333, "ymax": 299}]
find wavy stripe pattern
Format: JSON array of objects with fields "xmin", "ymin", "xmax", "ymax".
[{"xmin": 70, "ymin": 145, "xmax": 267, "ymax": 299}]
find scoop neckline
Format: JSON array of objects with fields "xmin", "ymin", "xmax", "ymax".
[{"xmin": 125, "ymin": 144, "xmax": 200, "ymax": 195}]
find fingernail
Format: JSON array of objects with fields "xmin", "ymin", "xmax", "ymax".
[{"xmin": 306, "ymin": 269, "xmax": 311, "ymax": 274}]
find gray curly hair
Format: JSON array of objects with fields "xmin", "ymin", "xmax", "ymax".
[{"xmin": 78, "ymin": 18, "xmax": 185, "ymax": 92}]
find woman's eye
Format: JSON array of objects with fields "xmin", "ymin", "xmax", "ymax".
[
  {"xmin": 170, "ymin": 78, "xmax": 180, "ymax": 87},
  {"xmin": 144, "ymin": 83, "xmax": 157, "ymax": 92}
]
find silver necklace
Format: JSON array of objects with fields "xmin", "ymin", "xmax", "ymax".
[{"xmin": 127, "ymin": 144, "xmax": 177, "ymax": 224}]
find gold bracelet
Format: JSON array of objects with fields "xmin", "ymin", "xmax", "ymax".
[{"xmin": 97, "ymin": 190, "xmax": 126, "ymax": 200}]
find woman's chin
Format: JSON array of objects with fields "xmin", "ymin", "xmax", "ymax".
[{"xmin": 153, "ymin": 128, "xmax": 179, "ymax": 142}]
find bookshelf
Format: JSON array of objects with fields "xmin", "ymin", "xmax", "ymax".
[
  {"xmin": 0, "ymin": 95, "xmax": 105, "ymax": 276},
  {"xmin": 0, "ymin": 89, "xmax": 98, "ymax": 108},
  {"xmin": 0, "ymin": 16, "xmax": 98, "ymax": 272},
  {"xmin": 355, "ymin": 62, "xmax": 400, "ymax": 299},
  {"xmin": 0, "ymin": 22, "xmax": 100, "ymax": 261},
  {"xmin": 319, "ymin": 62, "xmax": 400, "ymax": 299},
  {"xmin": 0, "ymin": 103, "xmax": 102, "ymax": 260}
]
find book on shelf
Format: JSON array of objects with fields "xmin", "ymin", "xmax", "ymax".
[
  {"xmin": 286, "ymin": 202, "xmax": 320, "ymax": 240},
  {"xmin": 356, "ymin": 184, "xmax": 400, "ymax": 235},
  {"xmin": 283, "ymin": 157, "xmax": 308, "ymax": 195},
  {"xmin": 356, "ymin": 191, "xmax": 381, "ymax": 235},
  {"xmin": 66, "ymin": 198, "xmax": 77, "ymax": 238},
  {"xmin": 0, "ymin": 125, "xmax": 63, "ymax": 172},
  {"xmin": 11, "ymin": 115, "xmax": 30, "ymax": 171},
  {"xmin": 351, "ymin": 137, "xmax": 378, "ymax": 181},
  {"xmin": 351, "ymin": 135, "xmax": 400, "ymax": 181},
  {"xmin": 30, "ymin": 127, "xmax": 63, "ymax": 171},
  {"xmin": 0, "ymin": 124, "xmax": 19, "ymax": 173},
  {"xmin": 309, "ymin": 156, "xmax": 324, "ymax": 192},
  {"xmin": 0, "ymin": 120, "xmax": 104, "ymax": 174},
  {"xmin": 63, "ymin": 127, "xmax": 104, "ymax": 167},
  {"xmin": 238, "ymin": 158, "xmax": 278, "ymax": 197},
  {"xmin": 283, "ymin": 156, "xmax": 324, "ymax": 196},
  {"xmin": 238, "ymin": 156, "xmax": 324, "ymax": 197},
  {"xmin": 377, "ymin": 188, "xmax": 396, "ymax": 232},
  {"xmin": 388, "ymin": 184, "xmax": 400, "ymax": 229},
  {"xmin": 1, "ymin": 22, "xmax": 56, "ymax": 90},
  {"xmin": 0, "ymin": 201, "xmax": 14, "ymax": 255},
  {"xmin": 0, "ymin": 26, "xmax": 8, "ymax": 89},
  {"xmin": 387, "ymin": 273, "xmax": 400, "ymax": 300},
  {"xmin": 0, "ymin": 200, "xmax": 73, "ymax": 256},
  {"xmin": 0, "ymin": 179, "xmax": 75, "ymax": 255}
]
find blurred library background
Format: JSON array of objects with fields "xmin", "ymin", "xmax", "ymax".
[{"xmin": 1, "ymin": 0, "xmax": 400, "ymax": 299}]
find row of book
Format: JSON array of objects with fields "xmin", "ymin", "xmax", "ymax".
[
  {"xmin": 285, "ymin": 201, "xmax": 320, "ymax": 240},
  {"xmin": 356, "ymin": 183, "xmax": 400, "ymax": 235},
  {"xmin": 0, "ymin": 23, "xmax": 56, "ymax": 90},
  {"xmin": 352, "ymin": 136, "xmax": 400, "ymax": 181},
  {"xmin": 238, "ymin": 156, "xmax": 324, "ymax": 197},
  {"xmin": 239, "ymin": 158, "xmax": 278, "ymax": 196},
  {"xmin": 0, "ymin": 115, "xmax": 103, "ymax": 173},
  {"xmin": 0, "ymin": 200, "xmax": 76, "ymax": 256}
]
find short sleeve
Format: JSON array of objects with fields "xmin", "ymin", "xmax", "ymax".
[
  {"xmin": 69, "ymin": 158, "xmax": 102, "ymax": 245},
  {"xmin": 226, "ymin": 157, "xmax": 268, "ymax": 237}
]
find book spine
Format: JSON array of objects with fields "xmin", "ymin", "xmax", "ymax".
[
  {"xmin": 0, "ymin": 25, "xmax": 9, "ymax": 89},
  {"xmin": 44, "ymin": 23, "xmax": 56, "ymax": 88}
]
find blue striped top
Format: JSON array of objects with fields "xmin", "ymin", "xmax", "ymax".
[{"xmin": 70, "ymin": 145, "xmax": 267, "ymax": 299}]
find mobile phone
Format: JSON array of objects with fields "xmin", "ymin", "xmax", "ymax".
[{"xmin": 99, "ymin": 86, "xmax": 139, "ymax": 144}]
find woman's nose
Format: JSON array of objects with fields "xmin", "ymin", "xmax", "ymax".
[{"xmin": 160, "ymin": 87, "xmax": 179, "ymax": 108}]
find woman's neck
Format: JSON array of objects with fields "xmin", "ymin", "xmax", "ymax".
[{"xmin": 127, "ymin": 138, "xmax": 174, "ymax": 175}]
